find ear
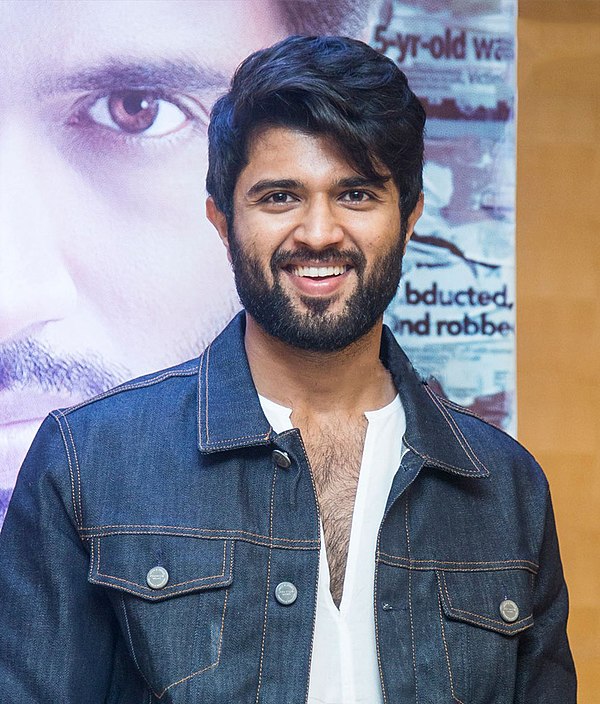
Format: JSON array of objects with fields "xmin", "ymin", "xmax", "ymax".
[
  {"xmin": 206, "ymin": 197, "xmax": 232, "ymax": 263},
  {"xmin": 403, "ymin": 192, "xmax": 424, "ymax": 253}
]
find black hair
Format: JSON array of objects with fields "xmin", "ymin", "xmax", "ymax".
[{"xmin": 206, "ymin": 35, "xmax": 425, "ymax": 229}]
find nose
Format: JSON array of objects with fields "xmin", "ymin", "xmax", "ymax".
[
  {"xmin": 0, "ymin": 119, "xmax": 77, "ymax": 343},
  {"xmin": 292, "ymin": 195, "xmax": 345, "ymax": 251}
]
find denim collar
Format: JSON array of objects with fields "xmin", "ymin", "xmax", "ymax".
[{"xmin": 198, "ymin": 312, "xmax": 488, "ymax": 478}]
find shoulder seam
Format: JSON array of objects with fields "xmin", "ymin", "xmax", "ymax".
[
  {"xmin": 423, "ymin": 386, "xmax": 489, "ymax": 476},
  {"xmin": 58, "ymin": 365, "xmax": 198, "ymax": 416},
  {"xmin": 438, "ymin": 396, "xmax": 490, "ymax": 424},
  {"xmin": 49, "ymin": 412, "xmax": 83, "ymax": 530},
  {"xmin": 439, "ymin": 394, "xmax": 514, "ymax": 438},
  {"xmin": 438, "ymin": 394, "xmax": 544, "ymax": 469}
]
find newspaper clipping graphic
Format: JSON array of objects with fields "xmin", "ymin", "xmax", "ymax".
[{"xmin": 371, "ymin": 0, "xmax": 517, "ymax": 433}]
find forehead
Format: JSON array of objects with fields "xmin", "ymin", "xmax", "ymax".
[
  {"xmin": 0, "ymin": 0, "xmax": 286, "ymax": 95},
  {"xmin": 242, "ymin": 126, "xmax": 356, "ymax": 174},
  {"xmin": 239, "ymin": 126, "xmax": 392, "ymax": 188}
]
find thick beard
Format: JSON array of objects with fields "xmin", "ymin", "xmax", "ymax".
[{"xmin": 229, "ymin": 228, "xmax": 406, "ymax": 352}]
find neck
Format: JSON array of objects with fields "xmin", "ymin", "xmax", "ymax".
[{"xmin": 244, "ymin": 314, "xmax": 396, "ymax": 417}]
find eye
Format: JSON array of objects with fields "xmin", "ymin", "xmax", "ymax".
[
  {"xmin": 86, "ymin": 90, "xmax": 189, "ymax": 136},
  {"xmin": 341, "ymin": 190, "xmax": 372, "ymax": 203},
  {"xmin": 264, "ymin": 192, "xmax": 296, "ymax": 204}
]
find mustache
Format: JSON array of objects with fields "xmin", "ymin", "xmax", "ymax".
[
  {"xmin": 0, "ymin": 339, "xmax": 123, "ymax": 396},
  {"xmin": 271, "ymin": 247, "xmax": 367, "ymax": 274}
]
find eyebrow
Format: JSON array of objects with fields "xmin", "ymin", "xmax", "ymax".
[
  {"xmin": 41, "ymin": 59, "xmax": 230, "ymax": 96},
  {"xmin": 246, "ymin": 175, "xmax": 391, "ymax": 199},
  {"xmin": 336, "ymin": 175, "xmax": 391, "ymax": 189},
  {"xmin": 246, "ymin": 179, "xmax": 304, "ymax": 198}
]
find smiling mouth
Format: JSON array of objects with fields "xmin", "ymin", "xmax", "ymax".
[
  {"xmin": 281, "ymin": 262, "xmax": 353, "ymax": 299},
  {"xmin": 289, "ymin": 264, "xmax": 350, "ymax": 278}
]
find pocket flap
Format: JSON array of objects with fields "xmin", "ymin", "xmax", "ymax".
[
  {"xmin": 88, "ymin": 533, "xmax": 234, "ymax": 601},
  {"xmin": 437, "ymin": 568, "xmax": 534, "ymax": 635}
]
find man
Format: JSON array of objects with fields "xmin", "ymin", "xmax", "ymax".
[
  {"xmin": 0, "ymin": 0, "xmax": 376, "ymax": 524},
  {"xmin": 0, "ymin": 36, "xmax": 575, "ymax": 702}
]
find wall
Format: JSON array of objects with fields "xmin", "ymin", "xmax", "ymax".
[{"xmin": 517, "ymin": 2, "xmax": 600, "ymax": 701}]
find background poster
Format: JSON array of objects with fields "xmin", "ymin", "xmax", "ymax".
[
  {"xmin": 0, "ymin": 0, "xmax": 515, "ymax": 526},
  {"xmin": 374, "ymin": 0, "xmax": 516, "ymax": 433}
]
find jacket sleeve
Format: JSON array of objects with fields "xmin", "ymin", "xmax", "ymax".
[
  {"xmin": 0, "ymin": 415, "xmax": 120, "ymax": 702},
  {"xmin": 514, "ymin": 491, "xmax": 577, "ymax": 703}
]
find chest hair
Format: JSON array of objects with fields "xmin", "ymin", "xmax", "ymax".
[{"xmin": 295, "ymin": 413, "xmax": 367, "ymax": 608}]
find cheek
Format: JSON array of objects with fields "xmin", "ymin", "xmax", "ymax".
[
  {"xmin": 66, "ymin": 139, "xmax": 209, "ymax": 218},
  {"xmin": 63, "ymin": 202, "xmax": 236, "ymax": 343},
  {"xmin": 233, "ymin": 214, "xmax": 284, "ymax": 260}
]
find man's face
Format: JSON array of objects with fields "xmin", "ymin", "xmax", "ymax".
[
  {"xmin": 0, "ymin": 1, "xmax": 288, "ymax": 502},
  {"xmin": 210, "ymin": 126, "xmax": 421, "ymax": 351}
]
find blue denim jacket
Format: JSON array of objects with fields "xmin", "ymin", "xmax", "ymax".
[{"xmin": 0, "ymin": 313, "xmax": 576, "ymax": 703}]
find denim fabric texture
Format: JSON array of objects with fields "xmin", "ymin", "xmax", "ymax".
[{"xmin": 0, "ymin": 312, "xmax": 576, "ymax": 703}]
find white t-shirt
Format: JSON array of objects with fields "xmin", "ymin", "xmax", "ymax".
[{"xmin": 258, "ymin": 394, "xmax": 407, "ymax": 704}]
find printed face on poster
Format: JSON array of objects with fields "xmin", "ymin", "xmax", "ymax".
[
  {"xmin": 0, "ymin": 0, "xmax": 515, "ymax": 525},
  {"xmin": 0, "ymin": 0, "xmax": 373, "ymax": 518}
]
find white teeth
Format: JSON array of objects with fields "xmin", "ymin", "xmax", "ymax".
[{"xmin": 292, "ymin": 265, "xmax": 347, "ymax": 278}]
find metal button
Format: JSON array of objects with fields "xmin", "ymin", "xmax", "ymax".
[
  {"xmin": 146, "ymin": 566, "xmax": 169, "ymax": 590},
  {"xmin": 275, "ymin": 581, "xmax": 298, "ymax": 605},
  {"xmin": 272, "ymin": 450, "xmax": 292, "ymax": 469},
  {"xmin": 499, "ymin": 599, "xmax": 519, "ymax": 623}
]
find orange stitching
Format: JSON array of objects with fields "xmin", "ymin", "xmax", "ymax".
[
  {"xmin": 201, "ymin": 433, "xmax": 272, "ymax": 448},
  {"xmin": 255, "ymin": 466, "xmax": 277, "ymax": 703},
  {"xmin": 102, "ymin": 550, "xmax": 233, "ymax": 701},
  {"xmin": 60, "ymin": 413, "xmax": 84, "ymax": 526},
  {"xmin": 373, "ymin": 534, "xmax": 388, "ymax": 704},
  {"xmin": 405, "ymin": 497, "xmax": 420, "ymax": 703},
  {"xmin": 440, "ymin": 395, "xmax": 518, "ymax": 439},
  {"xmin": 378, "ymin": 552, "xmax": 539, "ymax": 573},
  {"xmin": 196, "ymin": 350, "xmax": 205, "ymax": 446},
  {"xmin": 80, "ymin": 525, "xmax": 317, "ymax": 544},
  {"xmin": 51, "ymin": 413, "xmax": 81, "ymax": 528},
  {"xmin": 439, "ymin": 572, "xmax": 532, "ymax": 630},
  {"xmin": 380, "ymin": 552, "xmax": 538, "ymax": 568},
  {"xmin": 96, "ymin": 540, "xmax": 231, "ymax": 592},
  {"xmin": 426, "ymin": 388, "xmax": 478, "ymax": 459},
  {"xmin": 292, "ymin": 432, "xmax": 320, "ymax": 539},
  {"xmin": 199, "ymin": 345, "xmax": 272, "ymax": 447},
  {"xmin": 61, "ymin": 367, "xmax": 197, "ymax": 416},
  {"xmin": 439, "ymin": 397, "xmax": 488, "ymax": 424},
  {"xmin": 88, "ymin": 532, "xmax": 316, "ymax": 551},
  {"xmin": 120, "ymin": 595, "xmax": 155, "ymax": 693},
  {"xmin": 80, "ymin": 525, "xmax": 315, "ymax": 541},
  {"xmin": 443, "ymin": 608, "xmax": 532, "ymax": 633},
  {"xmin": 294, "ymin": 431, "xmax": 324, "ymax": 704},
  {"xmin": 204, "ymin": 343, "xmax": 211, "ymax": 442},
  {"xmin": 199, "ymin": 360, "xmax": 271, "ymax": 444},
  {"xmin": 93, "ymin": 534, "xmax": 231, "ymax": 600},
  {"xmin": 196, "ymin": 350, "xmax": 206, "ymax": 445},
  {"xmin": 378, "ymin": 559, "xmax": 538, "ymax": 576},
  {"xmin": 436, "ymin": 581, "xmax": 465, "ymax": 704},
  {"xmin": 424, "ymin": 388, "xmax": 485, "ymax": 469},
  {"xmin": 403, "ymin": 437, "xmax": 482, "ymax": 476},
  {"xmin": 88, "ymin": 537, "xmax": 95, "ymax": 581},
  {"xmin": 92, "ymin": 577, "xmax": 232, "ymax": 602},
  {"xmin": 424, "ymin": 387, "xmax": 488, "ymax": 474},
  {"xmin": 155, "ymin": 588, "xmax": 230, "ymax": 698}
]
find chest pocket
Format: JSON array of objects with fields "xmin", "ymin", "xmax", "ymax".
[
  {"xmin": 436, "ymin": 567, "xmax": 535, "ymax": 703},
  {"xmin": 88, "ymin": 533, "xmax": 234, "ymax": 699}
]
